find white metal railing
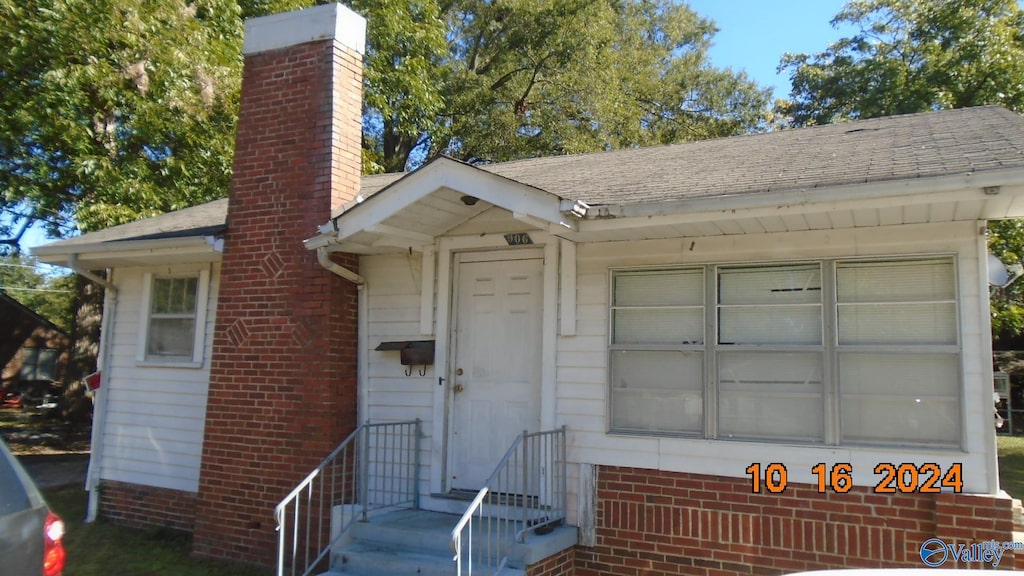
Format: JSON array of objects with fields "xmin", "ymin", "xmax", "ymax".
[
  {"xmin": 450, "ymin": 426, "xmax": 567, "ymax": 575},
  {"xmin": 275, "ymin": 419, "xmax": 420, "ymax": 576}
]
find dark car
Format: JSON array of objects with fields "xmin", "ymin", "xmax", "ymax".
[{"xmin": 0, "ymin": 438, "xmax": 65, "ymax": 576}]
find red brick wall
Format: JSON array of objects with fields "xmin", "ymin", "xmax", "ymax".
[
  {"xmin": 191, "ymin": 31, "xmax": 363, "ymax": 564},
  {"xmin": 574, "ymin": 466, "xmax": 1017, "ymax": 575},
  {"xmin": 99, "ymin": 481, "xmax": 197, "ymax": 533},
  {"xmin": 529, "ymin": 545, "xmax": 576, "ymax": 576}
]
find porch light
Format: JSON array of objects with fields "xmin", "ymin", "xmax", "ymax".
[{"xmin": 460, "ymin": 195, "xmax": 479, "ymax": 206}]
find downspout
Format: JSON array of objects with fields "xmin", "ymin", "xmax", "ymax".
[
  {"xmin": 316, "ymin": 248, "xmax": 368, "ymax": 425},
  {"xmin": 64, "ymin": 256, "xmax": 117, "ymax": 523}
]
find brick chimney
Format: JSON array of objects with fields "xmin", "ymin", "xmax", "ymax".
[{"xmin": 192, "ymin": 4, "xmax": 365, "ymax": 564}]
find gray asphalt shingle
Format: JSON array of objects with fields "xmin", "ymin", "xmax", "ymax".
[{"xmin": 38, "ymin": 106, "xmax": 1024, "ymax": 250}]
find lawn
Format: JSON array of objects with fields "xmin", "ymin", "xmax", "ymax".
[
  {"xmin": 43, "ymin": 484, "xmax": 271, "ymax": 576},
  {"xmin": 998, "ymin": 435, "xmax": 1024, "ymax": 499}
]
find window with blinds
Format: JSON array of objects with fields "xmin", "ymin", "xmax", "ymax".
[
  {"xmin": 717, "ymin": 264, "xmax": 825, "ymax": 442},
  {"xmin": 608, "ymin": 256, "xmax": 962, "ymax": 448},
  {"xmin": 836, "ymin": 258, "xmax": 960, "ymax": 446},
  {"xmin": 610, "ymin": 268, "xmax": 704, "ymax": 434}
]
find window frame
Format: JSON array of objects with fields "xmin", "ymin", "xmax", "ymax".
[
  {"xmin": 19, "ymin": 347, "xmax": 61, "ymax": 382},
  {"xmin": 607, "ymin": 267, "xmax": 706, "ymax": 436},
  {"xmin": 136, "ymin": 268, "xmax": 210, "ymax": 367},
  {"xmin": 607, "ymin": 255, "xmax": 963, "ymax": 450}
]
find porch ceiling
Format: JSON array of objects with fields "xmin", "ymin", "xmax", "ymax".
[{"xmin": 332, "ymin": 186, "xmax": 495, "ymax": 254}]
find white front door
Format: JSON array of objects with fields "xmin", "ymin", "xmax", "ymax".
[{"xmin": 448, "ymin": 253, "xmax": 543, "ymax": 492}]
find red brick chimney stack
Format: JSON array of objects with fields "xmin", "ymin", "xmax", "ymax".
[{"xmin": 193, "ymin": 4, "xmax": 365, "ymax": 563}]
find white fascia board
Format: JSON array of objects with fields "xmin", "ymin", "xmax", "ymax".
[
  {"xmin": 333, "ymin": 158, "xmax": 574, "ymax": 243},
  {"xmin": 32, "ymin": 237, "xmax": 219, "ymax": 268},
  {"xmin": 583, "ymin": 167, "xmax": 1024, "ymax": 233}
]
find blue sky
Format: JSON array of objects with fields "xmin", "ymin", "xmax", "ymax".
[{"xmin": 686, "ymin": 0, "xmax": 856, "ymax": 98}]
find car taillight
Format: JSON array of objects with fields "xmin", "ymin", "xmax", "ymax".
[{"xmin": 43, "ymin": 511, "xmax": 65, "ymax": 576}]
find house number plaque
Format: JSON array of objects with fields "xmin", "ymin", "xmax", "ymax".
[{"xmin": 504, "ymin": 232, "xmax": 533, "ymax": 246}]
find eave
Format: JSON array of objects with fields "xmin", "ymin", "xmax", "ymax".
[{"xmin": 32, "ymin": 236, "xmax": 223, "ymax": 269}]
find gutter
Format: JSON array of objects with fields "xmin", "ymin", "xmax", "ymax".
[
  {"xmin": 316, "ymin": 247, "xmax": 364, "ymax": 286},
  {"xmin": 63, "ymin": 255, "xmax": 123, "ymax": 522},
  {"xmin": 586, "ymin": 166, "xmax": 1024, "ymax": 221},
  {"xmin": 314, "ymin": 246, "xmax": 369, "ymax": 428},
  {"xmin": 67, "ymin": 255, "xmax": 116, "ymax": 292}
]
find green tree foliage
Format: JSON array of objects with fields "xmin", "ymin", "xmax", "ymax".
[
  {"xmin": 0, "ymin": 0, "xmax": 243, "ymax": 240},
  {"xmin": 2, "ymin": 0, "xmax": 771, "ymax": 242},
  {"xmin": 779, "ymin": 0, "xmax": 1024, "ymax": 126},
  {"xmin": 778, "ymin": 0, "xmax": 1024, "ymax": 342},
  {"xmin": 438, "ymin": 0, "xmax": 771, "ymax": 165},
  {"xmin": 245, "ymin": 0, "xmax": 773, "ymax": 172},
  {"xmin": 0, "ymin": 255, "xmax": 75, "ymax": 331}
]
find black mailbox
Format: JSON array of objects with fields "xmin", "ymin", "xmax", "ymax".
[{"xmin": 374, "ymin": 340, "xmax": 435, "ymax": 375}]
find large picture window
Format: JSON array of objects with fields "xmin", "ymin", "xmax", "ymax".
[{"xmin": 608, "ymin": 256, "xmax": 961, "ymax": 448}]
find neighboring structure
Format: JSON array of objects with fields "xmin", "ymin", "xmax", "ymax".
[
  {"xmin": 33, "ymin": 3, "xmax": 1024, "ymax": 573},
  {"xmin": 1, "ymin": 291, "xmax": 69, "ymax": 403}
]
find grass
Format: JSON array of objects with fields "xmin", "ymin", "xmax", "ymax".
[
  {"xmin": 43, "ymin": 485, "xmax": 272, "ymax": 576},
  {"xmin": 998, "ymin": 435, "xmax": 1024, "ymax": 499}
]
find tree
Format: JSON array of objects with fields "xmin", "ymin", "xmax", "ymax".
[
  {"xmin": 779, "ymin": 0, "xmax": 1024, "ymax": 126},
  {"xmin": 1, "ymin": 0, "xmax": 772, "ymax": 247},
  {"xmin": 250, "ymin": 0, "xmax": 773, "ymax": 172},
  {"xmin": 0, "ymin": 255, "xmax": 75, "ymax": 331},
  {"xmin": 0, "ymin": 0, "xmax": 243, "ymax": 241},
  {"xmin": 777, "ymin": 0, "xmax": 1024, "ymax": 342},
  {"xmin": 437, "ymin": 0, "xmax": 772, "ymax": 165}
]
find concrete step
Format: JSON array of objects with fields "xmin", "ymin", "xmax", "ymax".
[
  {"xmin": 328, "ymin": 508, "xmax": 574, "ymax": 575},
  {"xmin": 348, "ymin": 509, "xmax": 456, "ymax": 555}
]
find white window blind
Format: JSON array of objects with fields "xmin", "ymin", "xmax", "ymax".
[
  {"xmin": 718, "ymin": 352, "xmax": 823, "ymax": 442},
  {"xmin": 611, "ymin": 350, "xmax": 703, "ymax": 433},
  {"xmin": 836, "ymin": 258, "xmax": 960, "ymax": 447},
  {"xmin": 610, "ymin": 269, "xmax": 704, "ymax": 434},
  {"xmin": 839, "ymin": 352, "xmax": 960, "ymax": 446},
  {"xmin": 607, "ymin": 256, "xmax": 961, "ymax": 449},
  {"xmin": 718, "ymin": 264, "xmax": 822, "ymax": 345}
]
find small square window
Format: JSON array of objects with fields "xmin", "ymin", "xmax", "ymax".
[{"xmin": 138, "ymin": 270, "xmax": 209, "ymax": 365}]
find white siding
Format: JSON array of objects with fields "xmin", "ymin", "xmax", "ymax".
[
  {"xmin": 560, "ymin": 221, "xmax": 995, "ymax": 494},
  {"xmin": 360, "ymin": 219, "xmax": 999, "ymax": 517},
  {"xmin": 99, "ymin": 263, "xmax": 219, "ymax": 492},
  {"xmin": 362, "ymin": 253, "xmax": 436, "ymax": 498}
]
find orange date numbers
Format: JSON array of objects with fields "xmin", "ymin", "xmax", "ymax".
[{"xmin": 745, "ymin": 462, "xmax": 963, "ymax": 494}]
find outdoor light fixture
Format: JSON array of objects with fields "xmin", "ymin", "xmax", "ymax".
[{"xmin": 460, "ymin": 195, "xmax": 479, "ymax": 206}]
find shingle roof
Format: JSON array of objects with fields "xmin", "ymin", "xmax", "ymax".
[
  {"xmin": 37, "ymin": 198, "xmax": 228, "ymax": 249},
  {"xmin": 474, "ymin": 105, "xmax": 1024, "ymax": 205},
  {"xmin": 37, "ymin": 105, "xmax": 1024, "ymax": 251}
]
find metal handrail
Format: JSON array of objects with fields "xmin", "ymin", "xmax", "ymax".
[
  {"xmin": 275, "ymin": 419, "xmax": 420, "ymax": 576},
  {"xmin": 450, "ymin": 426, "xmax": 567, "ymax": 576}
]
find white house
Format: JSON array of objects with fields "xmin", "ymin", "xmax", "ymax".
[{"xmin": 34, "ymin": 4, "xmax": 1024, "ymax": 574}]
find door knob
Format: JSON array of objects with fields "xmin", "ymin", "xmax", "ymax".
[{"xmin": 453, "ymin": 384, "xmax": 465, "ymax": 394}]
